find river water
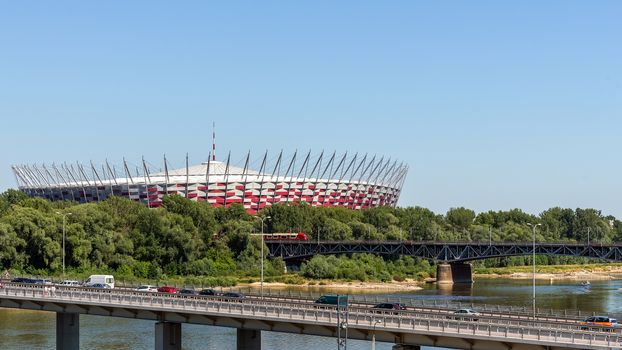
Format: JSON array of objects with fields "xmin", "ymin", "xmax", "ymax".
[{"xmin": 2, "ymin": 278, "xmax": 622, "ymax": 350}]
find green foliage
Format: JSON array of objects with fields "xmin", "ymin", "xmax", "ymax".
[
  {"xmin": 446, "ymin": 207, "xmax": 476, "ymax": 230},
  {"xmin": 0, "ymin": 188, "xmax": 620, "ymax": 283}
]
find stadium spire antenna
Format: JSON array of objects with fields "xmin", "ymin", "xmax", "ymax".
[{"xmin": 212, "ymin": 122, "xmax": 216, "ymax": 161}]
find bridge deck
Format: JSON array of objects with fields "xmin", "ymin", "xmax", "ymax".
[{"xmin": 1, "ymin": 284, "xmax": 620, "ymax": 349}]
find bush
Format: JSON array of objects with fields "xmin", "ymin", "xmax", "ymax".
[{"xmin": 393, "ymin": 274, "xmax": 406, "ymax": 282}]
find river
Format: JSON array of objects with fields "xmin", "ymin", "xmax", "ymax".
[{"xmin": 2, "ymin": 278, "xmax": 622, "ymax": 350}]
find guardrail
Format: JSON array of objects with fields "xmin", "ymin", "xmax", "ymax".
[{"xmin": 2, "ymin": 284, "xmax": 622, "ymax": 349}]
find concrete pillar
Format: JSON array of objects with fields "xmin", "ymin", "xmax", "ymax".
[
  {"xmin": 392, "ymin": 345, "xmax": 421, "ymax": 350},
  {"xmin": 451, "ymin": 262, "xmax": 473, "ymax": 283},
  {"xmin": 436, "ymin": 262, "xmax": 472, "ymax": 284},
  {"xmin": 436, "ymin": 263, "xmax": 453, "ymax": 284},
  {"xmin": 155, "ymin": 322, "xmax": 182, "ymax": 350},
  {"xmin": 237, "ymin": 329, "xmax": 261, "ymax": 350},
  {"xmin": 56, "ymin": 312, "xmax": 79, "ymax": 350}
]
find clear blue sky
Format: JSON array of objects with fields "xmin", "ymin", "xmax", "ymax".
[{"xmin": 1, "ymin": 1, "xmax": 620, "ymax": 217}]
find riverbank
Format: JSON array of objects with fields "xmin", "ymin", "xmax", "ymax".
[
  {"xmin": 474, "ymin": 263, "xmax": 622, "ymax": 280},
  {"xmin": 238, "ymin": 280, "xmax": 423, "ymax": 292}
]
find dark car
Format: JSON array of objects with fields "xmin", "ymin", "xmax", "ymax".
[
  {"xmin": 11, "ymin": 277, "xmax": 35, "ymax": 284},
  {"xmin": 372, "ymin": 302, "xmax": 407, "ymax": 311},
  {"xmin": 314, "ymin": 295, "xmax": 348, "ymax": 307},
  {"xmin": 199, "ymin": 288, "xmax": 217, "ymax": 296},
  {"xmin": 179, "ymin": 288, "xmax": 196, "ymax": 295},
  {"xmin": 32, "ymin": 279, "xmax": 52, "ymax": 285},
  {"xmin": 157, "ymin": 286, "xmax": 178, "ymax": 294},
  {"xmin": 90, "ymin": 283, "xmax": 112, "ymax": 289},
  {"xmin": 222, "ymin": 291, "xmax": 245, "ymax": 300}
]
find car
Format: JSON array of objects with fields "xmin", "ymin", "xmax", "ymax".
[
  {"xmin": 157, "ymin": 286, "xmax": 178, "ymax": 293},
  {"xmin": 11, "ymin": 277, "xmax": 35, "ymax": 284},
  {"xmin": 135, "ymin": 285, "xmax": 158, "ymax": 292},
  {"xmin": 314, "ymin": 295, "xmax": 348, "ymax": 307},
  {"xmin": 89, "ymin": 283, "xmax": 112, "ymax": 289},
  {"xmin": 449, "ymin": 309, "xmax": 481, "ymax": 321},
  {"xmin": 222, "ymin": 291, "xmax": 245, "ymax": 300},
  {"xmin": 372, "ymin": 302, "xmax": 407, "ymax": 311},
  {"xmin": 59, "ymin": 280, "xmax": 81, "ymax": 287},
  {"xmin": 199, "ymin": 288, "xmax": 217, "ymax": 296},
  {"xmin": 179, "ymin": 288, "xmax": 196, "ymax": 295},
  {"xmin": 581, "ymin": 316, "xmax": 618, "ymax": 330},
  {"xmin": 32, "ymin": 279, "xmax": 52, "ymax": 285}
]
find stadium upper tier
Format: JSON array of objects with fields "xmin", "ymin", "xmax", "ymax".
[{"xmin": 11, "ymin": 151, "xmax": 408, "ymax": 213}]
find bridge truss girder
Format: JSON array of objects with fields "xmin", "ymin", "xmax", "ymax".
[{"xmin": 267, "ymin": 242, "xmax": 622, "ymax": 263}]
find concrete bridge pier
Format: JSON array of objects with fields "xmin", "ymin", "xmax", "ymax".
[
  {"xmin": 155, "ymin": 322, "xmax": 182, "ymax": 350},
  {"xmin": 436, "ymin": 262, "xmax": 473, "ymax": 284},
  {"xmin": 237, "ymin": 329, "xmax": 261, "ymax": 350},
  {"xmin": 393, "ymin": 345, "xmax": 421, "ymax": 350},
  {"xmin": 56, "ymin": 312, "xmax": 79, "ymax": 350}
]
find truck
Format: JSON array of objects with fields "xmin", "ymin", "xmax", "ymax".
[{"xmin": 83, "ymin": 275, "xmax": 115, "ymax": 288}]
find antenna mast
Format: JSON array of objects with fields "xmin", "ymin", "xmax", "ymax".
[{"xmin": 212, "ymin": 122, "xmax": 216, "ymax": 161}]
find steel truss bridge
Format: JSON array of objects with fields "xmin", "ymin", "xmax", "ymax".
[{"xmin": 266, "ymin": 241, "xmax": 622, "ymax": 262}]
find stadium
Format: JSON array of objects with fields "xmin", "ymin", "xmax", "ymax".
[{"xmin": 11, "ymin": 150, "xmax": 408, "ymax": 214}]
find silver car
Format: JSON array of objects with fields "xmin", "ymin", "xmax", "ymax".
[
  {"xmin": 135, "ymin": 285, "xmax": 158, "ymax": 292},
  {"xmin": 449, "ymin": 308, "xmax": 481, "ymax": 321}
]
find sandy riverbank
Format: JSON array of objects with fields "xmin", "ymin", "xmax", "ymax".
[
  {"xmin": 238, "ymin": 265, "xmax": 622, "ymax": 290},
  {"xmin": 238, "ymin": 280, "xmax": 423, "ymax": 292},
  {"xmin": 475, "ymin": 266, "xmax": 622, "ymax": 281}
]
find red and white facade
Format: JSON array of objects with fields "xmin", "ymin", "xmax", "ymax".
[{"xmin": 12, "ymin": 151, "xmax": 408, "ymax": 214}]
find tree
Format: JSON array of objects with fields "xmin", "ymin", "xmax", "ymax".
[
  {"xmin": 323, "ymin": 218, "xmax": 353, "ymax": 241},
  {"xmin": 0, "ymin": 222, "xmax": 27, "ymax": 269},
  {"xmin": 1, "ymin": 206, "xmax": 59, "ymax": 269},
  {"xmin": 395, "ymin": 207, "xmax": 438, "ymax": 240},
  {"xmin": 350, "ymin": 221, "xmax": 381, "ymax": 240},
  {"xmin": 446, "ymin": 207, "xmax": 475, "ymax": 230}
]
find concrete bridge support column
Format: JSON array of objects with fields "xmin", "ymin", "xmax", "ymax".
[
  {"xmin": 436, "ymin": 262, "xmax": 473, "ymax": 284},
  {"xmin": 237, "ymin": 329, "xmax": 261, "ymax": 350},
  {"xmin": 392, "ymin": 345, "xmax": 421, "ymax": 350},
  {"xmin": 155, "ymin": 322, "xmax": 182, "ymax": 350},
  {"xmin": 56, "ymin": 312, "xmax": 79, "ymax": 350}
]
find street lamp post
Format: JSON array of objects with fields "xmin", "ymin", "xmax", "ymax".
[
  {"xmin": 318, "ymin": 227, "xmax": 321, "ymax": 245},
  {"xmin": 587, "ymin": 227, "xmax": 591, "ymax": 246},
  {"xmin": 371, "ymin": 319, "xmax": 381, "ymax": 350},
  {"xmin": 56, "ymin": 212, "xmax": 72, "ymax": 279},
  {"xmin": 527, "ymin": 222, "xmax": 541, "ymax": 319},
  {"xmin": 254, "ymin": 215, "xmax": 271, "ymax": 298}
]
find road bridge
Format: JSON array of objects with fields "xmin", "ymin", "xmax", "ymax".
[
  {"xmin": 1, "ymin": 283, "xmax": 621, "ymax": 350},
  {"xmin": 266, "ymin": 241, "xmax": 622, "ymax": 283}
]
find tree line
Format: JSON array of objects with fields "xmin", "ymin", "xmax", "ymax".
[{"xmin": 0, "ymin": 189, "xmax": 620, "ymax": 282}]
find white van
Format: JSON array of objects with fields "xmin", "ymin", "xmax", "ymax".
[{"xmin": 83, "ymin": 275, "xmax": 115, "ymax": 288}]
